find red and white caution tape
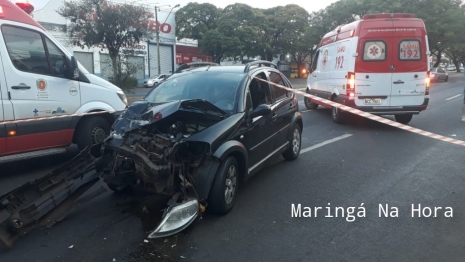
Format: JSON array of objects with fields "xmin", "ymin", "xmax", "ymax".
[
  {"xmin": 253, "ymin": 76, "xmax": 465, "ymax": 147},
  {"xmin": 0, "ymin": 110, "xmax": 125, "ymax": 125}
]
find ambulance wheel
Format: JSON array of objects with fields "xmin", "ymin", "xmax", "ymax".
[
  {"xmin": 332, "ymin": 106, "xmax": 344, "ymax": 124},
  {"xmin": 75, "ymin": 116, "xmax": 111, "ymax": 152},
  {"xmin": 395, "ymin": 114, "xmax": 413, "ymax": 125},
  {"xmin": 304, "ymin": 97, "xmax": 318, "ymax": 110}
]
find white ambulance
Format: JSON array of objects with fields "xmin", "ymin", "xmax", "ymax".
[
  {"xmin": 305, "ymin": 13, "xmax": 430, "ymax": 124},
  {"xmin": 0, "ymin": 0, "xmax": 128, "ymax": 163}
]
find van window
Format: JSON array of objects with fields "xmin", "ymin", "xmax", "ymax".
[
  {"xmin": 399, "ymin": 40, "xmax": 421, "ymax": 61},
  {"xmin": 363, "ymin": 40, "xmax": 386, "ymax": 61},
  {"xmin": 311, "ymin": 50, "xmax": 320, "ymax": 71},
  {"xmin": 2, "ymin": 25, "xmax": 51, "ymax": 74},
  {"xmin": 269, "ymin": 71, "xmax": 288, "ymax": 101},
  {"xmin": 44, "ymin": 38, "xmax": 68, "ymax": 78}
]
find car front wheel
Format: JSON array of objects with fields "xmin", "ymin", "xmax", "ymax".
[
  {"xmin": 282, "ymin": 124, "xmax": 302, "ymax": 161},
  {"xmin": 208, "ymin": 156, "xmax": 239, "ymax": 215},
  {"xmin": 395, "ymin": 114, "xmax": 413, "ymax": 124}
]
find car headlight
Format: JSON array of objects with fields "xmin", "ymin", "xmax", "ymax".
[
  {"xmin": 117, "ymin": 92, "xmax": 128, "ymax": 105},
  {"xmin": 147, "ymin": 80, "xmax": 154, "ymax": 85}
]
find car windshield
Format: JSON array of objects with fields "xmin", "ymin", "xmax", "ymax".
[{"xmin": 144, "ymin": 71, "xmax": 244, "ymax": 114}]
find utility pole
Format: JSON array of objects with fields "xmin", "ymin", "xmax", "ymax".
[{"xmin": 155, "ymin": 5, "xmax": 161, "ymax": 75}]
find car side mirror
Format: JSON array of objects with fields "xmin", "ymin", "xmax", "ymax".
[
  {"xmin": 251, "ymin": 104, "xmax": 271, "ymax": 118},
  {"xmin": 67, "ymin": 56, "xmax": 79, "ymax": 79}
]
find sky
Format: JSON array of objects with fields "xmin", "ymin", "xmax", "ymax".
[{"xmin": 28, "ymin": 0, "xmax": 339, "ymax": 14}]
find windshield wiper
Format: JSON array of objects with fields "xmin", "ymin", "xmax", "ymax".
[{"xmin": 182, "ymin": 105, "xmax": 228, "ymax": 118}]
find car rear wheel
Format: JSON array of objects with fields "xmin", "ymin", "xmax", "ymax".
[
  {"xmin": 282, "ymin": 124, "xmax": 302, "ymax": 161},
  {"xmin": 445, "ymin": 76, "xmax": 449, "ymax": 82},
  {"xmin": 395, "ymin": 114, "xmax": 413, "ymax": 124},
  {"xmin": 208, "ymin": 156, "xmax": 239, "ymax": 215},
  {"xmin": 332, "ymin": 106, "xmax": 345, "ymax": 124},
  {"xmin": 304, "ymin": 97, "xmax": 318, "ymax": 110}
]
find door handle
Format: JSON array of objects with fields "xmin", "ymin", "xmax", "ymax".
[
  {"xmin": 11, "ymin": 85, "xmax": 31, "ymax": 90},
  {"xmin": 393, "ymin": 80, "xmax": 404, "ymax": 84}
]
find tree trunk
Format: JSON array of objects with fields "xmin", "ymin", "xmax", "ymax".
[
  {"xmin": 110, "ymin": 54, "xmax": 118, "ymax": 83},
  {"xmin": 433, "ymin": 50, "xmax": 441, "ymax": 68},
  {"xmin": 296, "ymin": 60, "xmax": 302, "ymax": 78}
]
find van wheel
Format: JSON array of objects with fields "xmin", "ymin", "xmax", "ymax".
[
  {"xmin": 208, "ymin": 156, "xmax": 239, "ymax": 215},
  {"xmin": 332, "ymin": 106, "xmax": 345, "ymax": 124},
  {"xmin": 395, "ymin": 114, "xmax": 413, "ymax": 124},
  {"xmin": 282, "ymin": 124, "xmax": 302, "ymax": 161},
  {"xmin": 304, "ymin": 97, "xmax": 318, "ymax": 110},
  {"xmin": 75, "ymin": 116, "xmax": 111, "ymax": 152}
]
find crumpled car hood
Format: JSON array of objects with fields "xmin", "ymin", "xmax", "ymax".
[{"xmin": 111, "ymin": 99, "xmax": 229, "ymax": 135}]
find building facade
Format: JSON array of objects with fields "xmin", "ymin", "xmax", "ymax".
[{"xmin": 32, "ymin": 0, "xmax": 211, "ymax": 84}]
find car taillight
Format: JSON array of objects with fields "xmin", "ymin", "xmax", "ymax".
[
  {"xmin": 346, "ymin": 72, "xmax": 355, "ymax": 97},
  {"xmin": 425, "ymin": 71, "xmax": 430, "ymax": 95}
]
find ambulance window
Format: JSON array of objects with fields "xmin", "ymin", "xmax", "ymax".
[
  {"xmin": 363, "ymin": 41, "xmax": 386, "ymax": 61},
  {"xmin": 399, "ymin": 40, "xmax": 421, "ymax": 61},
  {"xmin": 44, "ymin": 38, "xmax": 68, "ymax": 78},
  {"xmin": 1, "ymin": 25, "xmax": 51, "ymax": 75},
  {"xmin": 312, "ymin": 50, "xmax": 320, "ymax": 70},
  {"xmin": 269, "ymin": 71, "xmax": 288, "ymax": 101}
]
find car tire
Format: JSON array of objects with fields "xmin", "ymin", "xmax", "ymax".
[
  {"xmin": 304, "ymin": 97, "xmax": 318, "ymax": 110},
  {"xmin": 75, "ymin": 116, "xmax": 111, "ymax": 152},
  {"xmin": 332, "ymin": 106, "xmax": 345, "ymax": 124},
  {"xmin": 282, "ymin": 124, "xmax": 302, "ymax": 161},
  {"xmin": 445, "ymin": 76, "xmax": 449, "ymax": 82},
  {"xmin": 395, "ymin": 114, "xmax": 413, "ymax": 124},
  {"xmin": 207, "ymin": 156, "xmax": 239, "ymax": 215}
]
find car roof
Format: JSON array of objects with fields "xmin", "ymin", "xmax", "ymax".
[{"xmin": 181, "ymin": 62, "xmax": 279, "ymax": 75}]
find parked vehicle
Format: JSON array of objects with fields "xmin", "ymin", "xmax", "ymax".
[
  {"xmin": 143, "ymin": 74, "xmax": 168, "ymax": 88},
  {"xmin": 446, "ymin": 65, "xmax": 456, "ymax": 71},
  {"xmin": 0, "ymin": 0, "xmax": 127, "ymax": 163},
  {"xmin": 430, "ymin": 67, "xmax": 448, "ymax": 82},
  {"xmin": 305, "ymin": 13, "xmax": 430, "ymax": 125}
]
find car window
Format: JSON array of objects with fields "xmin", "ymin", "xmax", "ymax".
[
  {"xmin": 311, "ymin": 50, "xmax": 320, "ymax": 71},
  {"xmin": 269, "ymin": 71, "xmax": 288, "ymax": 102},
  {"xmin": 145, "ymin": 71, "xmax": 243, "ymax": 114},
  {"xmin": 2, "ymin": 25, "xmax": 51, "ymax": 75}
]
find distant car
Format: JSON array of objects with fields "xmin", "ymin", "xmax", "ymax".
[
  {"xmin": 144, "ymin": 74, "xmax": 168, "ymax": 88},
  {"xmin": 446, "ymin": 65, "xmax": 456, "ymax": 71},
  {"xmin": 430, "ymin": 67, "xmax": 448, "ymax": 82}
]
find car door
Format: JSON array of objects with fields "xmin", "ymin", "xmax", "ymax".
[
  {"xmin": 267, "ymin": 70, "xmax": 294, "ymax": 150},
  {"xmin": 0, "ymin": 24, "xmax": 81, "ymax": 153},
  {"xmin": 245, "ymin": 72, "xmax": 277, "ymax": 172}
]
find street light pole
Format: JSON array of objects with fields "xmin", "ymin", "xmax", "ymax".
[{"xmin": 155, "ymin": 5, "xmax": 161, "ymax": 75}]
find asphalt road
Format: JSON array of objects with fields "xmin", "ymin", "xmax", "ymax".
[{"xmin": 1, "ymin": 74, "xmax": 464, "ymax": 262}]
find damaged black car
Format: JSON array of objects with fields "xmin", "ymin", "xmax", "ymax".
[{"xmin": 0, "ymin": 61, "xmax": 303, "ymax": 245}]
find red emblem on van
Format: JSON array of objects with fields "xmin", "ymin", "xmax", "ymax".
[{"xmin": 37, "ymin": 79, "xmax": 47, "ymax": 91}]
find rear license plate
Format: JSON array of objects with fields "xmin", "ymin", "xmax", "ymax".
[{"xmin": 364, "ymin": 98, "xmax": 382, "ymax": 105}]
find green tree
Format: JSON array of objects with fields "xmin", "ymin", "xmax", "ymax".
[{"xmin": 58, "ymin": 0, "xmax": 152, "ymax": 90}]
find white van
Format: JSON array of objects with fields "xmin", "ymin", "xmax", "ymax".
[
  {"xmin": 0, "ymin": 0, "xmax": 127, "ymax": 163},
  {"xmin": 305, "ymin": 13, "xmax": 430, "ymax": 124}
]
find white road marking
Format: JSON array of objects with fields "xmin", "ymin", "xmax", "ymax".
[
  {"xmin": 300, "ymin": 109, "xmax": 312, "ymax": 113},
  {"xmin": 301, "ymin": 134, "xmax": 353, "ymax": 154},
  {"xmin": 445, "ymin": 94, "xmax": 463, "ymax": 101}
]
